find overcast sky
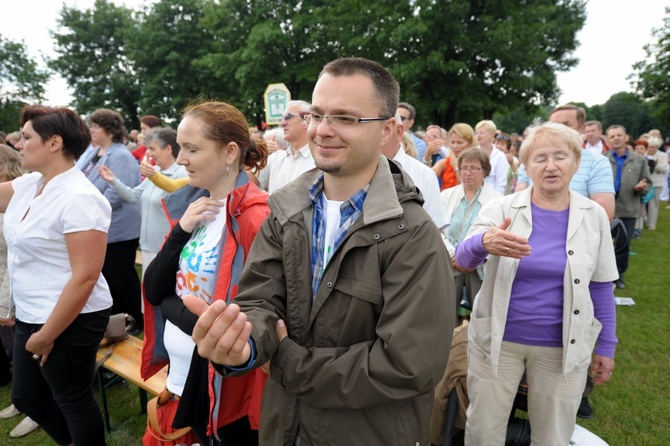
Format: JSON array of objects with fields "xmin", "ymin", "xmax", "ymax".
[{"xmin": 3, "ymin": 0, "xmax": 668, "ymax": 108}]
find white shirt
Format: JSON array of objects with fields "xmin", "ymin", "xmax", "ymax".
[
  {"xmin": 392, "ymin": 148, "xmax": 448, "ymax": 229},
  {"xmin": 4, "ymin": 168, "xmax": 112, "ymax": 323},
  {"xmin": 584, "ymin": 140, "xmax": 605, "ymax": 156},
  {"xmin": 165, "ymin": 199, "xmax": 227, "ymax": 395},
  {"xmin": 483, "ymin": 146, "xmax": 508, "ymax": 195},
  {"xmin": 258, "ymin": 144, "xmax": 316, "ymax": 194}
]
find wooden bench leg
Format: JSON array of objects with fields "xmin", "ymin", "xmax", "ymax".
[
  {"xmin": 97, "ymin": 369, "xmax": 111, "ymax": 433},
  {"xmin": 139, "ymin": 388, "xmax": 148, "ymax": 414}
]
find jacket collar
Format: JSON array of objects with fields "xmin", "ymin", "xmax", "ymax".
[{"xmin": 268, "ymin": 156, "xmax": 421, "ymax": 225}]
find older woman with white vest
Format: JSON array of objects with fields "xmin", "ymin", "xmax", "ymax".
[{"xmin": 456, "ymin": 121, "xmax": 618, "ymax": 445}]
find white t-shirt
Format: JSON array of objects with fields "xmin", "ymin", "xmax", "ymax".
[
  {"xmin": 165, "ymin": 199, "xmax": 227, "ymax": 395},
  {"xmin": 4, "ymin": 168, "xmax": 112, "ymax": 323},
  {"xmin": 322, "ymin": 198, "xmax": 344, "ymax": 270}
]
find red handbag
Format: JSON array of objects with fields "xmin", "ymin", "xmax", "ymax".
[{"xmin": 142, "ymin": 389, "xmax": 200, "ymax": 446}]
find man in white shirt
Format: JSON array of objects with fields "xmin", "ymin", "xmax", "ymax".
[
  {"xmin": 475, "ymin": 120, "xmax": 507, "ymax": 195},
  {"xmin": 583, "ymin": 120, "xmax": 610, "ymax": 156},
  {"xmin": 381, "ymin": 112, "xmax": 448, "ymax": 230},
  {"xmin": 258, "ymin": 100, "xmax": 316, "ymax": 193}
]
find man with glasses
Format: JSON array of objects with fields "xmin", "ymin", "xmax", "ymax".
[
  {"xmin": 257, "ymin": 100, "xmax": 315, "ymax": 193},
  {"xmin": 185, "ymin": 57, "xmax": 455, "ymax": 445},
  {"xmin": 397, "ymin": 102, "xmax": 428, "ymax": 161}
]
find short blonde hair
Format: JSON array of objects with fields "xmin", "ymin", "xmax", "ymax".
[
  {"xmin": 475, "ymin": 120, "xmax": 497, "ymax": 135},
  {"xmin": 519, "ymin": 120, "xmax": 582, "ymax": 166}
]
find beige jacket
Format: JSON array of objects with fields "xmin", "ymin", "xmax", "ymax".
[{"xmin": 465, "ymin": 188, "xmax": 618, "ymax": 377}]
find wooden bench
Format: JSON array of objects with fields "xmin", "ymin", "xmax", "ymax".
[{"xmin": 96, "ymin": 335, "xmax": 168, "ymax": 432}]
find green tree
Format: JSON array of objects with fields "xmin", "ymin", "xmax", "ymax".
[
  {"xmin": 198, "ymin": 0, "xmax": 586, "ymax": 128},
  {"xmin": 49, "ymin": 0, "xmax": 140, "ymax": 125},
  {"xmin": 632, "ymin": 7, "xmax": 670, "ymax": 129},
  {"xmin": 0, "ymin": 35, "xmax": 49, "ymax": 131},
  {"xmin": 399, "ymin": 0, "xmax": 586, "ymax": 128},
  {"xmin": 601, "ymin": 92, "xmax": 654, "ymax": 138},
  {"xmin": 127, "ymin": 0, "xmax": 214, "ymax": 121}
]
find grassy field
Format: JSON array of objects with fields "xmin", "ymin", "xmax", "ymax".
[{"xmin": 1, "ymin": 205, "xmax": 669, "ymax": 445}]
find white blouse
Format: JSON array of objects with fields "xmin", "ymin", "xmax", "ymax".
[{"xmin": 4, "ymin": 167, "xmax": 113, "ymax": 323}]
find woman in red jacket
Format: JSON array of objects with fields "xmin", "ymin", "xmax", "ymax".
[{"xmin": 142, "ymin": 101, "xmax": 269, "ymax": 445}]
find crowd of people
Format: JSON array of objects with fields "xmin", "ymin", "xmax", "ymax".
[{"xmin": 0, "ymin": 56, "xmax": 665, "ymax": 445}]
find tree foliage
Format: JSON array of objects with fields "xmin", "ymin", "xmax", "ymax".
[
  {"xmin": 632, "ymin": 7, "xmax": 670, "ymax": 130},
  {"xmin": 601, "ymin": 92, "xmax": 655, "ymax": 139},
  {"xmin": 46, "ymin": 0, "xmax": 587, "ymax": 129},
  {"xmin": 49, "ymin": 0, "xmax": 140, "ymax": 124},
  {"xmin": 0, "ymin": 35, "xmax": 50, "ymax": 131},
  {"xmin": 127, "ymin": 0, "xmax": 214, "ymax": 121}
]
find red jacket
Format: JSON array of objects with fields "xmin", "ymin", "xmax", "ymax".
[{"xmin": 141, "ymin": 173, "xmax": 270, "ymax": 435}]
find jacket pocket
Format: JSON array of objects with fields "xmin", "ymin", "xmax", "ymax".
[
  {"xmin": 578, "ymin": 318, "xmax": 603, "ymax": 367},
  {"xmin": 334, "ymin": 276, "xmax": 382, "ymax": 305},
  {"xmin": 468, "ymin": 316, "xmax": 493, "ymax": 359}
]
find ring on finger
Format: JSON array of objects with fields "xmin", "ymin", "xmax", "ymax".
[{"xmin": 32, "ymin": 354, "xmax": 41, "ymax": 361}]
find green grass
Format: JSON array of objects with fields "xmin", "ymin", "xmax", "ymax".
[{"xmin": 2, "ymin": 206, "xmax": 669, "ymax": 445}]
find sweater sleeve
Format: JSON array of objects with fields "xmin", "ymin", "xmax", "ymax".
[
  {"xmin": 147, "ymin": 172, "xmax": 189, "ymax": 193},
  {"xmin": 455, "ymin": 232, "xmax": 489, "ymax": 269},
  {"xmin": 143, "ymin": 223, "xmax": 192, "ymax": 306},
  {"xmin": 160, "ymin": 293, "xmax": 198, "ymax": 335},
  {"xmin": 590, "ymin": 281, "xmax": 617, "ymax": 358}
]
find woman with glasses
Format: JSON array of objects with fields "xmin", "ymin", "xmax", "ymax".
[
  {"xmin": 432, "ymin": 123, "xmax": 476, "ymax": 191},
  {"xmin": 440, "ymin": 148, "xmax": 501, "ymax": 315}
]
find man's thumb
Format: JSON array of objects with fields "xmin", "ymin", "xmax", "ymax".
[{"xmin": 183, "ymin": 294, "xmax": 210, "ymax": 317}]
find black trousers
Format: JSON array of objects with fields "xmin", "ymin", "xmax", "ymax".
[
  {"xmin": 12, "ymin": 309, "xmax": 110, "ymax": 445},
  {"xmin": 103, "ymin": 239, "xmax": 143, "ymax": 331},
  {"xmin": 615, "ymin": 217, "xmax": 636, "ymax": 280}
]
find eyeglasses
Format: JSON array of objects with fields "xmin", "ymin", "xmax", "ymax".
[
  {"xmin": 282, "ymin": 112, "xmax": 298, "ymax": 121},
  {"xmin": 495, "ymin": 135, "xmax": 510, "ymax": 142},
  {"xmin": 459, "ymin": 167, "xmax": 483, "ymax": 173},
  {"xmin": 300, "ymin": 112, "xmax": 391, "ymax": 128}
]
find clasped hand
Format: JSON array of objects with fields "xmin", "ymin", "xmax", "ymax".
[{"xmin": 183, "ymin": 295, "xmax": 288, "ymax": 369}]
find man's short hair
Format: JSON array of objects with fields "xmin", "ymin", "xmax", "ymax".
[
  {"xmin": 398, "ymin": 102, "xmax": 416, "ymax": 119},
  {"xmin": 585, "ymin": 120, "xmax": 603, "ymax": 131},
  {"xmin": 320, "ymin": 58, "xmax": 399, "ymax": 118},
  {"xmin": 550, "ymin": 105, "xmax": 586, "ymax": 128},
  {"xmin": 606, "ymin": 124, "xmax": 626, "ymax": 135}
]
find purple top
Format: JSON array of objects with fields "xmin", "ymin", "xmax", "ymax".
[
  {"xmin": 504, "ymin": 205, "xmax": 568, "ymax": 347},
  {"xmin": 456, "ymin": 204, "xmax": 617, "ymax": 358}
]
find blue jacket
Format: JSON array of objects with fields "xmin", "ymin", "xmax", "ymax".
[{"xmin": 82, "ymin": 142, "xmax": 141, "ymax": 243}]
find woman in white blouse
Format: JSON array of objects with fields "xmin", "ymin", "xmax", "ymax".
[{"xmin": 0, "ymin": 105, "xmax": 112, "ymax": 445}]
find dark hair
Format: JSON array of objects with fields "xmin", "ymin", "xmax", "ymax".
[
  {"xmin": 182, "ymin": 101, "xmax": 268, "ymax": 171},
  {"xmin": 606, "ymin": 124, "xmax": 627, "ymax": 136},
  {"xmin": 139, "ymin": 115, "xmax": 162, "ymax": 128},
  {"xmin": 20, "ymin": 105, "xmax": 92, "ymax": 160},
  {"xmin": 89, "ymin": 108, "xmax": 126, "ymax": 143},
  {"xmin": 458, "ymin": 148, "xmax": 492, "ymax": 177},
  {"xmin": 398, "ymin": 102, "xmax": 416, "ymax": 119},
  {"xmin": 320, "ymin": 57, "xmax": 399, "ymax": 118},
  {"xmin": 145, "ymin": 128, "xmax": 180, "ymax": 158},
  {"xmin": 549, "ymin": 104, "xmax": 587, "ymax": 128},
  {"xmin": 494, "ymin": 132, "xmax": 512, "ymax": 151}
]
